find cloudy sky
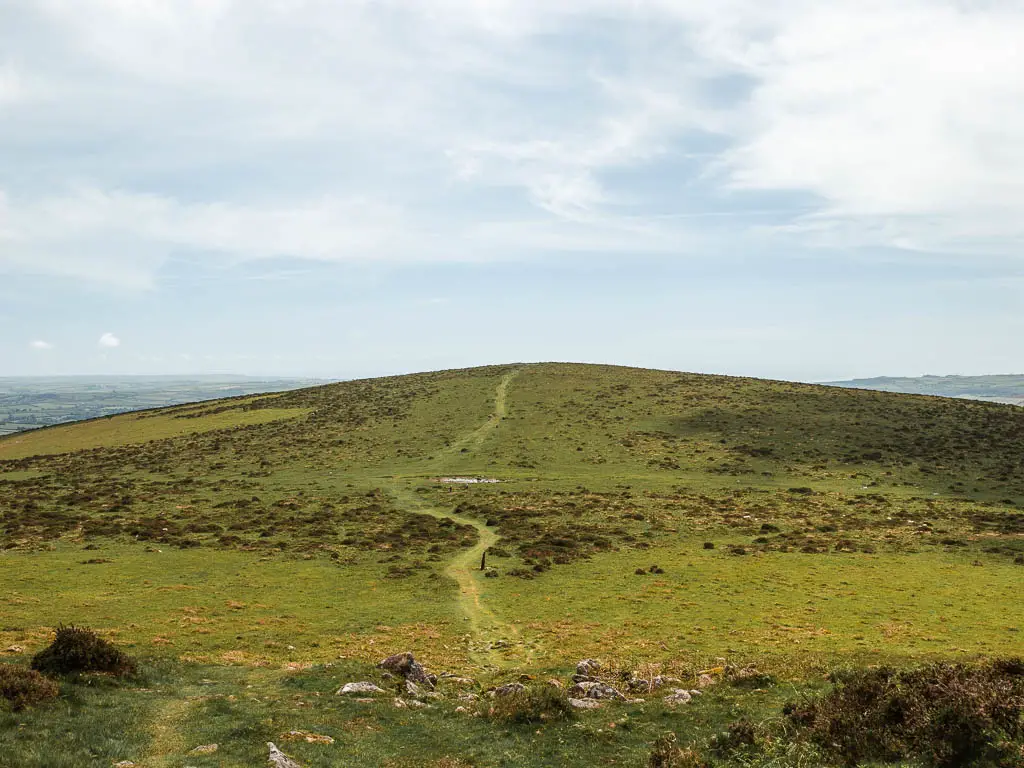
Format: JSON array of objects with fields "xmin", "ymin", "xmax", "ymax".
[{"xmin": 2, "ymin": 0, "xmax": 1023, "ymax": 381}]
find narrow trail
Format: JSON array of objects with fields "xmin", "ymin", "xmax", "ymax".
[
  {"xmin": 144, "ymin": 696, "xmax": 192, "ymax": 767},
  {"xmin": 387, "ymin": 368, "xmax": 527, "ymax": 669}
]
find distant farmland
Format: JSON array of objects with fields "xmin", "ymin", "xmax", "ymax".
[{"xmin": 0, "ymin": 375, "xmax": 327, "ymax": 435}]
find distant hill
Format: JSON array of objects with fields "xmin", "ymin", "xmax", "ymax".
[
  {"xmin": 823, "ymin": 374, "xmax": 1024, "ymax": 405},
  {"xmin": 0, "ymin": 375, "xmax": 329, "ymax": 435}
]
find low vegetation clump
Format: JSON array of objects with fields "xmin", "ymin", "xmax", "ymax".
[
  {"xmin": 648, "ymin": 733, "xmax": 708, "ymax": 768},
  {"xmin": 787, "ymin": 659, "xmax": 1024, "ymax": 767},
  {"xmin": 485, "ymin": 684, "xmax": 575, "ymax": 724},
  {"xmin": 31, "ymin": 625, "xmax": 137, "ymax": 678},
  {"xmin": 0, "ymin": 664, "xmax": 59, "ymax": 711}
]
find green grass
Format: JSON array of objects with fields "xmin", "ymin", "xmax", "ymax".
[{"xmin": 1, "ymin": 362, "xmax": 1022, "ymax": 765}]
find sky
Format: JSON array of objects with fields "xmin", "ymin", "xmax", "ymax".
[{"xmin": 2, "ymin": 0, "xmax": 1023, "ymax": 382}]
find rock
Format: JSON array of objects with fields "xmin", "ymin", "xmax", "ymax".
[
  {"xmin": 4, "ymin": 645, "xmax": 24, "ymax": 654},
  {"xmin": 281, "ymin": 730, "xmax": 334, "ymax": 745},
  {"xmin": 113, "ymin": 762, "xmax": 136, "ymax": 768},
  {"xmin": 568, "ymin": 697, "xmax": 602, "ymax": 710},
  {"xmin": 663, "ymin": 689, "xmax": 692, "ymax": 706},
  {"xmin": 404, "ymin": 680, "xmax": 424, "ymax": 698},
  {"xmin": 337, "ymin": 681, "xmax": 385, "ymax": 696},
  {"xmin": 190, "ymin": 744, "xmax": 218, "ymax": 755},
  {"xmin": 377, "ymin": 651, "xmax": 434, "ymax": 688},
  {"xmin": 571, "ymin": 674, "xmax": 598, "ymax": 684},
  {"xmin": 457, "ymin": 692, "xmax": 479, "ymax": 703},
  {"xmin": 267, "ymin": 742, "xmax": 302, "ymax": 768},
  {"xmin": 392, "ymin": 698, "xmax": 408, "ymax": 709},
  {"xmin": 697, "ymin": 674, "xmax": 715, "ymax": 688},
  {"xmin": 491, "ymin": 682, "xmax": 526, "ymax": 697},
  {"xmin": 626, "ymin": 698, "xmax": 646, "ymax": 704},
  {"xmin": 546, "ymin": 678, "xmax": 564, "ymax": 689},
  {"xmin": 576, "ymin": 659, "xmax": 601, "ymax": 677},
  {"xmin": 651, "ymin": 676, "xmax": 682, "ymax": 689},
  {"xmin": 568, "ymin": 681, "xmax": 625, "ymax": 700},
  {"xmin": 455, "ymin": 705, "xmax": 468, "ymax": 713}
]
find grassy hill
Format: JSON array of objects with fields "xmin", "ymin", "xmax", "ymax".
[{"xmin": 1, "ymin": 363, "xmax": 1022, "ymax": 766}]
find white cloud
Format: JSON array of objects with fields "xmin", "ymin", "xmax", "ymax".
[
  {"xmin": 29, "ymin": 339, "xmax": 54, "ymax": 350},
  {"xmin": 99, "ymin": 332, "xmax": 121, "ymax": 348},
  {"xmin": 1, "ymin": 0, "xmax": 1023, "ymax": 287}
]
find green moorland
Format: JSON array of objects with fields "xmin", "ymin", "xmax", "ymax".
[{"xmin": 0, "ymin": 363, "xmax": 1022, "ymax": 767}]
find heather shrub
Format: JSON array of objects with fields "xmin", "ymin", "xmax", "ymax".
[
  {"xmin": 787, "ymin": 659, "xmax": 1024, "ymax": 767},
  {"xmin": 31, "ymin": 625, "xmax": 137, "ymax": 677},
  {"xmin": 0, "ymin": 664, "xmax": 59, "ymax": 711}
]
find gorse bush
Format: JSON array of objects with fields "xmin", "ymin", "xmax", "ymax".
[
  {"xmin": 485, "ymin": 685, "xmax": 574, "ymax": 724},
  {"xmin": 31, "ymin": 625, "xmax": 137, "ymax": 677},
  {"xmin": 0, "ymin": 664, "xmax": 59, "ymax": 711},
  {"xmin": 787, "ymin": 659, "xmax": 1024, "ymax": 767}
]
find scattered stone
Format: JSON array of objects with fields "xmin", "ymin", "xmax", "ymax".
[
  {"xmin": 281, "ymin": 730, "xmax": 335, "ymax": 745},
  {"xmin": 457, "ymin": 692, "xmax": 479, "ymax": 703},
  {"xmin": 455, "ymin": 705, "xmax": 468, "ymax": 713},
  {"xmin": 546, "ymin": 678, "xmax": 564, "ymax": 689},
  {"xmin": 404, "ymin": 680, "xmax": 424, "ymax": 698},
  {"xmin": 3, "ymin": 645, "xmax": 24, "ymax": 654},
  {"xmin": 663, "ymin": 689, "xmax": 693, "ymax": 706},
  {"xmin": 491, "ymin": 682, "xmax": 526, "ymax": 697},
  {"xmin": 568, "ymin": 697, "xmax": 602, "ymax": 710},
  {"xmin": 190, "ymin": 744, "xmax": 218, "ymax": 755},
  {"xmin": 650, "ymin": 675, "xmax": 682, "ymax": 690},
  {"xmin": 377, "ymin": 651, "xmax": 434, "ymax": 689},
  {"xmin": 626, "ymin": 698, "xmax": 646, "ymax": 704},
  {"xmin": 568, "ymin": 681, "xmax": 625, "ymax": 700},
  {"xmin": 697, "ymin": 674, "xmax": 715, "ymax": 688},
  {"xmin": 337, "ymin": 681, "xmax": 385, "ymax": 696},
  {"xmin": 267, "ymin": 742, "xmax": 302, "ymax": 768},
  {"xmin": 575, "ymin": 659, "xmax": 601, "ymax": 677},
  {"xmin": 113, "ymin": 762, "xmax": 136, "ymax": 768},
  {"xmin": 393, "ymin": 698, "xmax": 408, "ymax": 709}
]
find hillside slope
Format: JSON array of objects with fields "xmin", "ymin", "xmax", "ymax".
[{"xmin": 1, "ymin": 362, "xmax": 1021, "ymax": 671}]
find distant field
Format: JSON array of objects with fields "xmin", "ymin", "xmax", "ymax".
[
  {"xmin": 2, "ymin": 363, "xmax": 1022, "ymax": 766},
  {"xmin": 0, "ymin": 375, "xmax": 327, "ymax": 436},
  {"xmin": 826, "ymin": 373, "xmax": 1024, "ymax": 405}
]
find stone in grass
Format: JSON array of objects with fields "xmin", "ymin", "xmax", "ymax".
[
  {"xmin": 189, "ymin": 744, "xmax": 218, "ymax": 755},
  {"xmin": 377, "ymin": 651, "xmax": 434, "ymax": 689},
  {"xmin": 568, "ymin": 681, "xmax": 625, "ymax": 700},
  {"xmin": 568, "ymin": 697, "xmax": 603, "ymax": 710},
  {"xmin": 337, "ymin": 681, "xmax": 385, "ymax": 696},
  {"xmin": 490, "ymin": 682, "xmax": 526, "ymax": 697},
  {"xmin": 267, "ymin": 742, "xmax": 302, "ymax": 768},
  {"xmin": 663, "ymin": 689, "xmax": 693, "ymax": 705}
]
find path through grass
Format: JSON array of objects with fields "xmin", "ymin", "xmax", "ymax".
[{"xmin": 387, "ymin": 368, "xmax": 526, "ymax": 669}]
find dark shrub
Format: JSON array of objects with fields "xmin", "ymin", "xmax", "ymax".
[
  {"xmin": 485, "ymin": 685, "xmax": 574, "ymax": 724},
  {"xmin": 709, "ymin": 719, "xmax": 757, "ymax": 756},
  {"xmin": 0, "ymin": 664, "xmax": 59, "ymax": 711},
  {"xmin": 787, "ymin": 659, "xmax": 1024, "ymax": 767},
  {"xmin": 31, "ymin": 625, "xmax": 137, "ymax": 677}
]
